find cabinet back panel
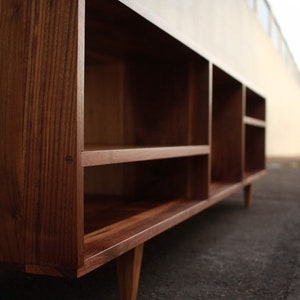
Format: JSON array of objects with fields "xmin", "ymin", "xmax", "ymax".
[
  {"xmin": 187, "ymin": 63, "xmax": 210, "ymax": 145},
  {"xmin": 85, "ymin": 62, "xmax": 209, "ymax": 147},
  {"xmin": 85, "ymin": 64, "xmax": 125, "ymax": 146},
  {"xmin": 246, "ymin": 89, "xmax": 266, "ymax": 120},
  {"xmin": 123, "ymin": 63, "xmax": 188, "ymax": 146},
  {"xmin": 245, "ymin": 126, "xmax": 266, "ymax": 171},
  {"xmin": 84, "ymin": 158, "xmax": 188, "ymax": 200}
]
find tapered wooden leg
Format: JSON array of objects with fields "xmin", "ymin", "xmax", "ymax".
[
  {"xmin": 244, "ymin": 184, "xmax": 253, "ymax": 208},
  {"xmin": 117, "ymin": 244, "xmax": 144, "ymax": 300}
]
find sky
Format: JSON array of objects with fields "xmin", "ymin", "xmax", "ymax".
[{"xmin": 267, "ymin": 0, "xmax": 300, "ymax": 70}]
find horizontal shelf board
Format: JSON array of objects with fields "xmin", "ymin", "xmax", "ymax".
[
  {"xmin": 81, "ymin": 196, "xmax": 218, "ymax": 276},
  {"xmin": 81, "ymin": 145, "xmax": 210, "ymax": 167},
  {"xmin": 244, "ymin": 116, "xmax": 266, "ymax": 128}
]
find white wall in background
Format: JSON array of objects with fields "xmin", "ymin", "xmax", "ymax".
[{"xmin": 122, "ymin": 0, "xmax": 300, "ymax": 157}]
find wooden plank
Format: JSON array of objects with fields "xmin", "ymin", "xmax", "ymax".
[
  {"xmin": 82, "ymin": 145, "xmax": 210, "ymax": 166},
  {"xmin": 0, "ymin": 0, "xmax": 27, "ymax": 264},
  {"xmin": 0, "ymin": 0, "xmax": 83, "ymax": 272}
]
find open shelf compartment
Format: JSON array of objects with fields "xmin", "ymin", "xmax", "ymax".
[
  {"xmin": 210, "ymin": 66, "xmax": 243, "ymax": 196},
  {"xmin": 84, "ymin": 156, "xmax": 209, "ymax": 233},
  {"xmin": 83, "ymin": 155, "xmax": 209, "ymax": 272},
  {"xmin": 243, "ymin": 87, "xmax": 266, "ymax": 180},
  {"xmin": 244, "ymin": 125, "xmax": 266, "ymax": 179},
  {"xmin": 84, "ymin": 0, "xmax": 209, "ymax": 154},
  {"xmin": 244, "ymin": 87, "xmax": 266, "ymax": 127},
  {"xmin": 245, "ymin": 88, "xmax": 266, "ymax": 121}
]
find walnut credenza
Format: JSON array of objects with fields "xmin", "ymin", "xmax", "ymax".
[{"xmin": 0, "ymin": 1, "xmax": 266, "ymax": 299}]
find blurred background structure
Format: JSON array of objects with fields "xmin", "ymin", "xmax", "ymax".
[{"xmin": 132, "ymin": 0, "xmax": 300, "ymax": 157}]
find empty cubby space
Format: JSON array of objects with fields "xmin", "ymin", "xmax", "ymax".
[
  {"xmin": 210, "ymin": 66, "xmax": 243, "ymax": 195},
  {"xmin": 245, "ymin": 125, "xmax": 266, "ymax": 177},
  {"xmin": 246, "ymin": 88, "xmax": 266, "ymax": 120},
  {"xmin": 84, "ymin": 155, "xmax": 209, "ymax": 235},
  {"xmin": 84, "ymin": 0, "xmax": 209, "ymax": 150}
]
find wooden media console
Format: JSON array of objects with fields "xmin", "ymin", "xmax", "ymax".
[{"xmin": 0, "ymin": 1, "xmax": 266, "ymax": 299}]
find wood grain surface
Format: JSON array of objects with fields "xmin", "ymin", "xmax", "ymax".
[
  {"xmin": 82, "ymin": 145, "xmax": 209, "ymax": 166},
  {"xmin": 0, "ymin": 0, "xmax": 83, "ymax": 273}
]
